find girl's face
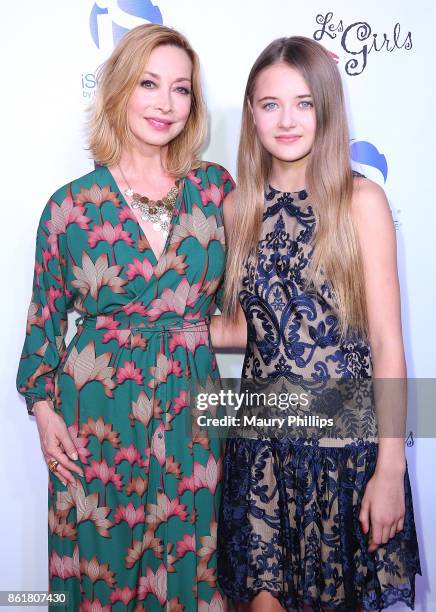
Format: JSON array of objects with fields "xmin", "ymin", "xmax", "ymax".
[
  {"xmin": 127, "ymin": 44, "xmax": 193, "ymax": 150},
  {"xmin": 251, "ymin": 62, "xmax": 316, "ymax": 163}
]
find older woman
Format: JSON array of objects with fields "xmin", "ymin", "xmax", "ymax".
[{"xmin": 17, "ymin": 23, "xmax": 234, "ymax": 610}]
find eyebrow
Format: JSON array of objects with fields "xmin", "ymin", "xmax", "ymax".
[
  {"xmin": 143, "ymin": 71, "xmax": 191, "ymax": 83},
  {"xmin": 257, "ymin": 94, "xmax": 312, "ymax": 102}
]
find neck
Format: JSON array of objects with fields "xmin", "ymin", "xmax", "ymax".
[
  {"xmin": 269, "ymin": 152, "xmax": 310, "ymax": 192},
  {"xmin": 118, "ymin": 144, "xmax": 171, "ymax": 183}
]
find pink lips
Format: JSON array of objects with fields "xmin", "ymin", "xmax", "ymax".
[
  {"xmin": 145, "ymin": 116, "xmax": 173, "ymax": 131},
  {"xmin": 275, "ymin": 135, "xmax": 302, "ymax": 143}
]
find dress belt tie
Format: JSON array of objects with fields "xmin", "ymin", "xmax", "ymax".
[{"xmin": 74, "ymin": 314, "xmax": 210, "ymax": 369}]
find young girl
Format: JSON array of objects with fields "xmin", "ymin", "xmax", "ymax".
[{"xmin": 212, "ymin": 36, "xmax": 420, "ymax": 611}]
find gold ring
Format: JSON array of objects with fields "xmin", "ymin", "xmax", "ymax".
[{"xmin": 48, "ymin": 459, "xmax": 59, "ymax": 473}]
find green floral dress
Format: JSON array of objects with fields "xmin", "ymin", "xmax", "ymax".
[{"xmin": 16, "ymin": 162, "xmax": 235, "ymax": 611}]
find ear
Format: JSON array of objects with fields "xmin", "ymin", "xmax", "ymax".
[{"xmin": 247, "ymin": 97, "xmax": 256, "ymax": 125}]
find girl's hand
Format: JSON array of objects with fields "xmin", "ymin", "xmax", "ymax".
[
  {"xmin": 33, "ymin": 401, "xmax": 84, "ymax": 487},
  {"xmin": 359, "ymin": 466, "xmax": 405, "ymax": 553}
]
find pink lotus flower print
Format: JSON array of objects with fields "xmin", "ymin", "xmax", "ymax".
[
  {"xmin": 79, "ymin": 417, "xmax": 120, "ymax": 448},
  {"xmin": 200, "ymin": 182, "xmax": 224, "ymax": 208},
  {"xmin": 101, "ymin": 328, "xmax": 131, "ymax": 346},
  {"xmin": 116, "ymin": 360, "xmax": 144, "ymax": 385},
  {"xmin": 176, "ymin": 533, "xmax": 196, "ymax": 558},
  {"xmin": 172, "ymin": 389, "xmax": 190, "ymax": 415},
  {"xmin": 154, "ymin": 252, "xmax": 187, "ymax": 280},
  {"xmin": 138, "ymin": 564, "xmax": 167, "ymax": 605},
  {"xmin": 109, "ymin": 586, "xmax": 137, "ymax": 606},
  {"xmin": 146, "ymin": 492, "xmax": 188, "ymax": 527},
  {"xmin": 87, "ymin": 221, "xmax": 134, "ymax": 248},
  {"xmin": 84, "ymin": 459, "xmax": 123, "ymax": 491},
  {"xmin": 46, "ymin": 190, "xmax": 90, "ymax": 236},
  {"xmin": 169, "ymin": 205, "xmax": 224, "ymax": 250},
  {"xmin": 148, "ymin": 353, "xmax": 182, "ymax": 388},
  {"xmin": 125, "ymin": 257, "xmax": 154, "ymax": 282},
  {"xmin": 198, "ymin": 591, "xmax": 226, "ymax": 612},
  {"xmin": 49, "ymin": 545, "xmax": 80, "ymax": 580},
  {"xmin": 95, "ymin": 315, "xmax": 120, "ymax": 330},
  {"xmin": 177, "ymin": 455, "xmax": 222, "ymax": 495},
  {"xmin": 129, "ymin": 390, "xmax": 155, "ymax": 428},
  {"xmin": 147, "ymin": 278, "xmax": 192, "ymax": 320},
  {"xmin": 114, "ymin": 443, "xmax": 143, "ymax": 467},
  {"xmin": 80, "ymin": 556, "xmax": 115, "ymax": 586},
  {"xmin": 73, "ymin": 184, "xmax": 120, "ymax": 208},
  {"xmin": 62, "ymin": 340, "xmax": 116, "ymax": 397},
  {"xmin": 72, "ymin": 252, "xmax": 127, "ymax": 300},
  {"xmin": 168, "ymin": 328, "xmax": 209, "ymax": 354},
  {"xmin": 114, "ymin": 502, "xmax": 146, "ymax": 528},
  {"xmin": 123, "ymin": 301, "xmax": 148, "ymax": 317}
]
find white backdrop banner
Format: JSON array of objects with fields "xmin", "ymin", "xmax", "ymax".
[{"xmin": 2, "ymin": 1, "xmax": 435, "ymax": 609}]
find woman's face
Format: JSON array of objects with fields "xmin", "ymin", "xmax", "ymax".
[
  {"xmin": 127, "ymin": 44, "xmax": 193, "ymax": 150},
  {"xmin": 251, "ymin": 62, "xmax": 316, "ymax": 163}
]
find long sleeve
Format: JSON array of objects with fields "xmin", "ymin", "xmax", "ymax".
[
  {"xmin": 209, "ymin": 164, "xmax": 235, "ymax": 312},
  {"xmin": 16, "ymin": 195, "xmax": 73, "ymax": 415}
]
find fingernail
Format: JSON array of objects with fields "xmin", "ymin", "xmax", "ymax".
[{"xmin": 70, "ymin": 452, "xmax": 78, "ymax": 460}]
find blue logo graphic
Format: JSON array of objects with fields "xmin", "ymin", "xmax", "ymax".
[
  {"xmin": 90, "ymin": 1, "xmax": 163, "ymax": 50},
  {"xmin": 350, "ymin": 140, "xmax": 388, "ymax": 182}
]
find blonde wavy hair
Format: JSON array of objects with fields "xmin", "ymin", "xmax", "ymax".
[
  {"xmin": 224, "ymin": 36, "xmax": 368, "ymax": 339},
  {"xmin": 87, "ymin": 23, "xmax": 207, "ymax": 176}
]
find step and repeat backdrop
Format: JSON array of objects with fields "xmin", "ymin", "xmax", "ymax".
[{"xmin": 2, "ymin": 1, "xmax": 435, "ymax": 608}]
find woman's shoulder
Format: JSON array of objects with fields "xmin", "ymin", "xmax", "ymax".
[
  {"xmin": 190, "ymin": 160, "xmax": 235, "ymax": 189},
  {"xmin": 47, "ymin": 164, "xmax": 110, "ymax": 205},
  {"xmin": 37, "ymin": 164, "xmax": 111, "ymax": 226}
]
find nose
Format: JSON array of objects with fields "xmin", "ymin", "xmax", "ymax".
[
  {"xmin": 155, "ymin": 88, "xmax": 172, "ymax": 114},
  {"xmin": 278, "ymin": 106, "xmax": 297, "ymax": 130}
]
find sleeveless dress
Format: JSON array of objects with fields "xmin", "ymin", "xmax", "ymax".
[
  {"xmin": 16, "ymin": 161, "xmax": 234, "ymax": 611},
  {"xmin": 217, "ymin": 182, "xmax": 421, "ymax": 611}
]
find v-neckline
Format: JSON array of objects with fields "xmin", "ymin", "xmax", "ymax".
[{"xmin": 103, "ymin": 165, "xmax": 185, "ymax": 266}]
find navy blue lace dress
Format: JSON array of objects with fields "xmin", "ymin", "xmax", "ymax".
[{"xmin": 217, "ymin": 183, "xmax": 421, "ymax": 611}]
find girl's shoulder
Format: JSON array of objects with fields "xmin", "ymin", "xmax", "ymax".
[{"xmin": 351, "ymin": 173, "xmax": 392, "ymax": 233}]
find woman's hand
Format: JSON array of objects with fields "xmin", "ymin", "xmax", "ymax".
[
  {"xmin": 33, "ymin": 401, "xmax": 84, "ymax": 487},
  {"xmin": 359, "ymin": 464, "xmax": 405, "ymax": 553}
]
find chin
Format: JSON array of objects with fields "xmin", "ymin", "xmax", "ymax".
[
  {"xmin": 270, "ymin": 145, "xmax": 312, "ymax": 163},
  {"xmin": 134, "ymin": 130, "xmax": 178, "ymax": 148}
]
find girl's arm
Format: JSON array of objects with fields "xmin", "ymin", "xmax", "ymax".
[
  {"xmin": 211, "ymin": 189, "xmax": 247, "ymax": 349},
  {"xmin": 352, "ymin": 176, "xmax": 407, "ymax": 552}
]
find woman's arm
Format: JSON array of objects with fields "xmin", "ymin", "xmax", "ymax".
[
  {"xmin": 352, "ymin": 177, "xmax": 407, "ymax": 552},
  {"xmin": 210, "ymin": 189, "xmax": 247, "ymax": 349},
  {"xmin": 17, "ymin": 191, "xmax": 84, "ymax": 486}
]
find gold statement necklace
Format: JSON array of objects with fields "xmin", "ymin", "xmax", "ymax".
[{"xmin": 118, "ymin": 166, "xmax": 179, "ymax": 234}]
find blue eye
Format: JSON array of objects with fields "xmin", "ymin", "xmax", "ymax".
[
  {"xmin": 299, "ymin": 100, "xmax": 314, "ymax": 109},
  {"xmin": 140, "ymin": 79, "xmax": 155, "ymax": 88},
  {"xmin": 263, "ymin": 102, "xmax": 278, "ymax": 111}
]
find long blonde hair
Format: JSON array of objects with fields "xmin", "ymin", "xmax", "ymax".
[
  {"xmin": 224, "ymin": 36, "xmax": 367, "ymax": 339},
  {"xmin": 88, "ymin": 24, "xmax": 207, "ymax": 176}
]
